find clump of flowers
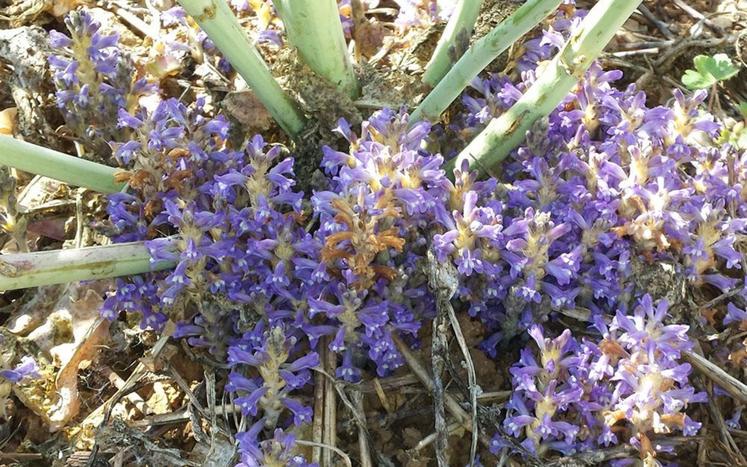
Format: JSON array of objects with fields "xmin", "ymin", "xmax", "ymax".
[
  {"xmin": 228, "ymin": 324, "xmax": 317, "ymax": 427},
  {"xmin": 236, "ymin": 424, "xmax": 316, "ymax": 467},
  {"xmin": 102, "ymin": 98, "xmax": 319, "ymax": 345},
  {"xmin": 311, "ymin": 109, "xmax": 444, "ymax": 380},
  {"xmin": 500, "ymin": 295, "xmax": 705, "ymax": 463},
  {"xmin": 48, "ymin": 10, "xmax": 151, "ymax": 158},
  {"xmin": 37, "ymin": 0, "xmax": 746, "ymax": 463}
]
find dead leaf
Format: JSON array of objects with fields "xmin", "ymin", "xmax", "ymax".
[
  {"xmin": 13, "ymin": 285, "xmax": 110, "ymax": 432},
  {"xmin": 221, "ymin": 91, "xmax": 273, "ymax": 134},
  {"xmin": 354, "ymin": 20, "xmax": 388, "ymax": 59},
  {"xmin": 145, "ymin": 382, "xmax": 180, "ymax": 415},
  {"xmin": 51, "ymin": 0, "xmax": 85, "ymax": 17},
  {"xmin": 48, "ymin": 289, "xmax": 109, "ymax": 431},
  {"xmin": 0, "ymin": 107, "xmax": 17, "ymax": 135},
  {"xmin": 403, "ymin": 427, "xmax": 423, "ymax": 448},
  {"xmin": 5, "ymin": 285, "xmax": 65, "ymax": 336}
]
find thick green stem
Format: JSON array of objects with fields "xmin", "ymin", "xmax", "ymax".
[
  {"xmin": 273, "ymin": 0, "xmax": 359, "ymax": 98},
  {"xmin": 0, "ymin": 239, "xmax": 177, "ymax": 291},
  {"xmin": 0, "ymin": 136, "xmax": 124, "ymax": 193},
  {"xmin": 422, "ymin": 0, "xmax": 483, "ymax": 87},
  {"xmin": 448, "ymin": 0, "xmax": 643, "ymax": 174},
  {"xmin": 178, "ymin": 0, "xmax": 306, "ymax": 136},
  {"xmin": 411, "ymin": 0, "xmax": 562, "ymax": 124}
]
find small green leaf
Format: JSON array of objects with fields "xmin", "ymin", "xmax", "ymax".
[
  {"xmin": 682, "ymin": 68, "xmax": 716, "ymax": 90},
  {"xmin": 738, "ymin": 101, "xmax": 747, "ymax": 120},
  {"xmin": 682, "ymin": 53, "xmax": 740, "ymax": 90},
  {"xmin": 707, "ymin": 53, "xmax": 740, "ymax": 81}
]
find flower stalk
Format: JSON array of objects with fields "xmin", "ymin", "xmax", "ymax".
[
  {"xmin": 0, "ymin": 239, "xmax": 176, "ymax": 291},
  {"xmin": 178, "ymin": 0, "xmax": 307, "ymax": 136},
  {"xmin": 448, "ymin": 0, "xmax": 643, "ymax": 174},
  {"xmin": 0, "ymin": 136, "xmax": 124, "ymax": 193},
  {"xmin": 273, "ymin": 0, "xmax": 359, "ymax": 98},
  {"xmin": 411, "ymin": 0, "xmax": 562, "ymax": 124},
  {"xmin": 422, "ymin": 0, "xmax": 483, "ymax": 87}
]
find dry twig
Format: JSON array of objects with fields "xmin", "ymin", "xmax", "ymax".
[
  {"xmin": 322, "ymin": 341, "xmax": 338, "ymax": 467},
  {"xmin": 636, "ymin": 4, "xmax": 675, "ymax": 40},
  {"xmin": 426, "ymin": 250, "xmax": 480, "ymax": 466},
  {"xmin": 671, "ymin": 0, "xmax": 725, "ymax": 35},
  {"xmin": 684, "ymin": 349, "xmax": 747, "ymax": 405}
]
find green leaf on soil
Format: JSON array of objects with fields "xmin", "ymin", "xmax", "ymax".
[{"xmin": 682, "ymin": 53, "xmax": 740, "ymax": 90}]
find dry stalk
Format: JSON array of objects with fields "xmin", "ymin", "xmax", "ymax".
[
  {"xmin": 684, "ymin": 350, "xmax": 747, "ymax": 404},
  {"xmin": 322, "ymin": 340, "xmax": 338, "ymax": 467}
]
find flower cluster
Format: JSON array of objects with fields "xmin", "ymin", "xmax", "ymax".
[
  {"xmin": 102, "ymin": 97, "xmax": 320, "ymax": 460},
  {"xmin": 500, "ymin": 296, "xmax": 704, "ymax": 463},
  {"xmin": 236, "ymin": 424, "xmax": 316, "ymax": 467},
  {"xmin": 436, "ymin": 3, "xmax": 746, "ymax": 359},
  {"xmin": 48, "ymin": 10, "xmax": 151, "ymax": 158},
  {"xmin": 311, "ymin": 109, "xmax": 444, "ymax": 380},
  {"xmin": 228, "ymin": 323, "xmax": 318, "ymax": 465},
  {"xmin": 58, "ymin": 0, "xmax": 747, "ymax": 462}
]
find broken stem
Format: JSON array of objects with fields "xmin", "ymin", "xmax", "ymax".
[
  {"xmin": 322, "ymin": 342, "xmax": 338, "ymax": 467},
  {"xmin": 0, "ymin": 239, "xmax": 177, "ymax": 291},
  {"xmin": 446, "ymin": 303, "xmax": 479, "ymax": 466},
  {"xmin": 178, "ymin": 0, "xmax": 307, "ymax": 136},
  {"xmin": 411, "ymin": 0, "xmax": 562, "ymax": 124},
  {"xmin": 422, "ymin": 0, "xmax": 484, "ymax": 87},
  {"xmin": 0, "ymin": 136, "xmax": 124, "ymax": 193},
  {"xmin": 273, "ymin": 0, "xmax": 359, "ymax": 98},
  {"xmin": 392, "ymin": 334, "xmax": 470, "ymax": 424},
  {"xmin": 311, "ymin": 340, "xmax": 327, "ymax": 465},
  {"xmin": 431, "ymin": 301, "xmax": 449, "ymax": 467},
  {"xmin": 448, "ymin": 0, "xmax": 643, "ymax": 174}
]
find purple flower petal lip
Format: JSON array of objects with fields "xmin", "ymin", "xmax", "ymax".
[
  {"xmin": 280, "ymin": 368, "xmax": 311, "ymax": 389},
  {"xmin": 725, "ymin": 303, "xmax": 747, "ymax": 325},
  {"xmin": 49, "ymin": 30, "xmax": 72, "ymax": 48},
  {"xmin": 235, "ymin": 386, "xmax": 267, "ymax": 416},
  {"xmin": 0, "ymin": 356, "xmax": 40, "ymax": 383},
  {"xmin": 701, "ymin": 273, "xmax": 738, "ymax": 292},
  {"xmin": 226, "ymin": 372, "xmax": 259, "ymax": 393},
  {"xmin": 287, "ymin": 353, "xmax": 319, "ymax": 372},
  {"xmin": 227, "ymin": 347, "xmax": 262, "ymax": 367},
  {"xmin": 502, "ymin": 219, "xmax": 529, "ymax": 237},
  {"xmin": 283, "ymin": 398, "xmax": 313, "ymax": 426}
]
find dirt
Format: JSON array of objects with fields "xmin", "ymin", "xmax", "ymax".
[{"xmin": 0, "ymin": 0, "xmax": 745, "ymax": 466}]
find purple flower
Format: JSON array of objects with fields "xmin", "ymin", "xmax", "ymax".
[{"xmin": 0, "ymin": 356, "xmax": 40, "ymax": 383}]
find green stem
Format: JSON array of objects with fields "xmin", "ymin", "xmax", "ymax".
[
  {"xmin": 0, "ymin": 239, "xmax": 177, "ymax": 291},
  {"xmin": 273, "ymin": 0, "xmax": 359, "ymax": 98},
  {"xmin": 422, "ymin": 0, "xmax": 483, "ymax": 87},
  {"xmin": 411, "ymin": 0, "xmax": 562, "ymax": 124},
  {"xmin": 178, "ymin": 0, "xmax": 307, "ymax": 136},
  {"xmin": 448, "ymin": 0, "xmax": 643, "ymax": 174},
  {"xmin": 0, "ymin": 136, "xmax": 124, "ymax": 193}
]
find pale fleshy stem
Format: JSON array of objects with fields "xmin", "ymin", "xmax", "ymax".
[
  {"xmin": 448, "ymin": 0, "xmax": 643, "ymax": 174},
  {"xmin": 0, "ymin": 239, "xmax": 177, "ymax": 291},
  {"xmin": 411, "ymin": 0, "xmax": 563, "ymax": 124},
  {"xmin": 273, "ymin": 0, "xmax": 360, "ymax": 98},
  {"xmin": 0, "ymin": 136, "xmax": 124, "ymax": 193},
  {"xmin": 178, "ymin": 0, "xmax": 307, "ymax": 136},
  {"xmin": 422, "ymin": 0, "xmax": 483, "ymax": 87}
]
